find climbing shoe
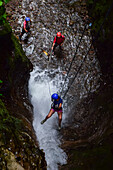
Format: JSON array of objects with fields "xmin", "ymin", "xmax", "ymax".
[
  {"xmin": 58, "ymin": 126, "xmax": 61, "ymax": 131},
  {"xmin": 41, "ymin": 119, "xmax": 46, "ymax": 125}
]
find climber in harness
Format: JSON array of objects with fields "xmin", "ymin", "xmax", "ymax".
[
  {"xmin": 19, "ymin": 17, "xmax": 31, "ymax": 41},
  {"xmin": 51, "ymin": 32, "xmax": 65, "ymax": 55},
  {"xmin": 41, "ymin": 93, "xmax": 63, "ymax": 130}
]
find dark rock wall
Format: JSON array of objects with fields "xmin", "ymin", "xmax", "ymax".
[
  {"xmin": 87, "ymin": 0, "xmax": 113, "ymax": 81},
  {"xmin": 0, "ymin": 24, "xmax": 32, "ymax": 122}
]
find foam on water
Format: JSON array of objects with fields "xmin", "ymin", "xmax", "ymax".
[{"xmin": 29, "ymin": 66, "xmax": 67, "ymax": 170}]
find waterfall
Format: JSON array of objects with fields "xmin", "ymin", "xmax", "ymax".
[{"xmin": 29, "ymin": 66, "xmax": 67, "ymax": 170}]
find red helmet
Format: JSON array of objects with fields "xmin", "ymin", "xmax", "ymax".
[{"xmin": 57, "ymin": 32, "xmax": 61, "ymax": 37}]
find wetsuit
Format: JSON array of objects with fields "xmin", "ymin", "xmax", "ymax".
[{"xmin": 53, "ymin": 35, "xmax": 65, "ymax": 52}]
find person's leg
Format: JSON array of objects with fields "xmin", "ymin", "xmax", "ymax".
[
  {"xmin": 59, "ymin": 44, "xmax": 63, "ymax": 50},
  {"xmin": 41, "ymin": 109, "xmax": 55, "ymax": 124},
  {"xmin": 45, "ymin": 109, "xmax": 55, "ymax": 120},
  {"xmin": 19, "ymin": 28, "xmax": 25, "ymax": 41},
  {"xmin": 57, "ymin": 110, "xmax": 62, "ymax": 128},
  {"xmin": 26, "ymin": 26, "xmax": 30, "ymax": 32}
]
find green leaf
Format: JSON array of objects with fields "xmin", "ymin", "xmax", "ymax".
[
  {"xmin": 4, "ymin": 0, "xmax": 9, "ymax": 4},
  {"xmin": 0, "ymin": 1, "xmax": 3, "ymax": 6},
  {"xmin": 0, "ymin": 80, "xmax": 3, "ymax": 83},
  {"xmin": 2, "ymin": 13, "xmax": 7, "ymax": 19}
]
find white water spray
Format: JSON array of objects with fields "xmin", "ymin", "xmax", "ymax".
[{"xmin": 29, "ymin": 66, "xmax": 67, "ymax": 170}]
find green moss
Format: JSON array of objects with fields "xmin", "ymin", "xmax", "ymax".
[
  {"xmin": 0, "ymin": 21, "xmax": 11, "ymax": 35},
  {"xmin": 0, "ymin": 6, "xmax": 5, "ymax": 17},
  {"xmin": 87, "ymin": 0, "xmax": 113, "ymax": 41},
  {"xmin": 10, "ymin": 34, "xmax": 32, "ymax": 72},
  {"xmin": 0, "ymin": 99, "xmax": 46, "ymax": 169},
  {"xmin": 11, "ymin": 33, "xmax": 27, "ymax": 62},
  {"xmin": 0, "ymin": 99, "xmax": 23, "ymax": 144}
]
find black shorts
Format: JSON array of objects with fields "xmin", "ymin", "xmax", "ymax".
[
  {"xmin": 21, "ymin": 26, "xmax": 30, "ymax": 34},
  {"xmin": 53, "ymin": 42, "xmax": 62, "ymax": 51}
]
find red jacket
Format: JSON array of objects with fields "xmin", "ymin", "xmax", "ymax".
[
  {"xmin": 23, "ymin": 20, "xmax": 31, "ymax": 29},
  {"xmin": 23, "ymin": 20, "xmax": 27, "ymax": 29},
  {"xmin": 53, "ymin": 35, "xmax": 65, "ymax": 45}
]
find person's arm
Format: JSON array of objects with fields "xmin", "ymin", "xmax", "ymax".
[
  {"xmin": 24, "ymin": 28, "xmax": 28, "ymax": 32},
  {"xmin": 23, "ymin": 21, "xmax": 28, "ymax": 33},
  {"xmin": 58, "ymin": 103, "xmax": 62, "ymax": 109},
  {"xmin": 52, "ymin": 42, "xmax": 55, "ymax": 50},
  {"xmin": 52, "ymin": 37, "xmax": 56, "ymax": 50},
  {"xmin": 51, "ymin": 103, "xmax": 54, "ymax": 108}
]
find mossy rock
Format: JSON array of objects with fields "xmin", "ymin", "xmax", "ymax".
[{"xmin": 0, "ymin": 22, "xmax": 12, "ymax": 36}]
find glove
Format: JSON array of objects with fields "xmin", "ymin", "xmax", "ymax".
[{"xmin": 54, "ymin": 104, "xmax": 59, "ymax": 109}]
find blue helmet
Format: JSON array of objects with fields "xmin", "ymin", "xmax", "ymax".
[
  {"xmin": 51, "ymin": 93, "xmax": 58, "ymax": 100},
  {"xmin": 25, "ymin": 17, "xmax": 30, "ymax": 21}
]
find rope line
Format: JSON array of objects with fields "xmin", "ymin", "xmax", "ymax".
[
  {"xmin": 58, "ymin": 0, "xmax": 100, "ymax": 97},
  {"xmin": 47, "ymin": 59, "xmax": 52, "ymax": 97},
  {"xmin": 59, "ymin": 23, "xmax": 88, "ymax": 97},
  {"xmin": 47, "ymin": 48, "xmax": 53, "ymax": 97},
  {"xmin": 62, "ymin": 1, "xmax": 113, "ymax": 99}
]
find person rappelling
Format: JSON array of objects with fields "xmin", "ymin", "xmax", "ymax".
[
  {"xmin": 41, "ymin": 93, "xmax": 63, "ymax": 130},
  {"xmin": 51, "ymin": 32, "xmax": 65, "ymax": 55},
  {"xmin": 19, "ymin": 17, "xmax": 31, "ymax": 42}
]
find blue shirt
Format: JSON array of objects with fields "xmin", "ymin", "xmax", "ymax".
[
  {"xmin": 51, "ymin": 97, "xmax": 63, "ymax": 109},
  {"xmin": 54, "ymin": 98, "xmax": 63, "ymax": 105}
]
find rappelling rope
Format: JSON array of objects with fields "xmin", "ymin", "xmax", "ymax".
[
  {"xmin": 62, "ymin": 1, "xmax": 113, "ymax": 100},
  {"xmin": 58, "ymin": 0, "xmax": 100, "ymax": 98},
  {"xmin": 46, "ymin": 49, "xmax": 53, "ymax": 97},
  {"xmin": 59, "ymin": 23, "xmax": 88, "ymax": 97}
]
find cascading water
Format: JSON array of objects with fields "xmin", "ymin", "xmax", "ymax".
[{"xmin": 29, "ymin": 66, "xmax": 67, "ymax": 170}]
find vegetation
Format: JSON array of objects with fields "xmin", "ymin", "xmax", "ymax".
[
  {"xmin": 0, "ymin": 99, "xmax": 46, "ymax": 169},
  {"xmin": 0, "ymin": 80, "xmax": 3, "ymax": 96},
  {"xmin": 0, "ymin": 99, "xmax": 22, "ymax": 144},
  {"xmin": 11, "ymin": 33, "xmax": 28, "ymax": 62},
  {"xmin": 0, "ymin": 0, "xmax": 11, "ymax": 24},
  {"xmin": 86, "ymin": 0, "xmax": 113, "ymax": 41},
  {"xmin": 0, "ymin": 0, "xmax": 12, "ymax": 36}
]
